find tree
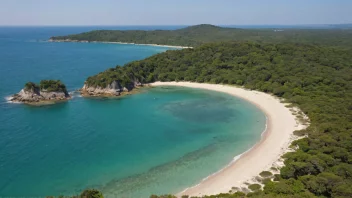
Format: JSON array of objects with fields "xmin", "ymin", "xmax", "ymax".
[{"xmin": 80, "ymin": 189, "xmax": 103, "ymax": 198}]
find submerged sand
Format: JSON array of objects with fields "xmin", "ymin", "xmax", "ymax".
[{"xmin": 150, "ymin": 82, "xmax": 308, "ymax": 197}]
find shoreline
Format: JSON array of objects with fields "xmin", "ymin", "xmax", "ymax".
[
  {"xmin": 5, "ymin": 95, "xmax": 72, "ymax": 106},
  {"xmin": 48, "ymin": 39, "xmax": 193, "ymax": 49},
  {"xmin": 150, "ymin": 82, "xmax": 308, "ymax": 197},
  {"xmin": 178, "ymin": 119, "xmax": 269, "ymax": 195}
]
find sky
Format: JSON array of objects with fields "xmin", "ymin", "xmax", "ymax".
[{"xmin": 0, "ymin": 0, "xmax": 351, "ymax": 26}]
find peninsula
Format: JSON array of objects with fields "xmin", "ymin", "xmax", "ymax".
[
  {"xmin": 10, "ymin": 80, "xmax": 71, "ymax": 104},
  {"xmin": 80, "ymin": 67, "xmax": 142, "ymax": 97},
  {"xmin": 49, "ymin": 24, "xmax": 352, "ymax": 48}
]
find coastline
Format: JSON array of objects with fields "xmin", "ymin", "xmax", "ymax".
[
  {"xmin": 48, "ymin": 39, "xmax": 193, "ymax": 49},
  {"xmin": 79, "ymin": 86, "xmax": 145, "ymax": 98},
  {"xmin": 150, "ymin": 82, "xmax": 308, "ymax": 197},
  {"xmin": 5, "ymin": 95, "xmax": 72, "ymax": 106},
  {"xmin": 6, "ymin": 98, "xmax": 71, "ymax": 106}
]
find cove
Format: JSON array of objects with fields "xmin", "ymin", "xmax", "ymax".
[
  {"xmin": 0, "ymin": 27, "xmax": 266, "ymax": 197},
  {"xmin": 0, "ymin": 86, "xmax": 266, "ymax": 197}
]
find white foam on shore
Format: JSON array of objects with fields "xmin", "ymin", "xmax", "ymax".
[
  {"xmin": 179, "ymin": 116, "xmax": 269, "ymax": 194},
  {"xmin": 68, "ymin": 90, "xmax": 83, "ymax": 98},
  {"xmin": 5, "ymin": 96, "xmax": 12, "ymax": 101},
  {"xmin": 5, "ymin": 90, "xmax": 79, "ymax": 103},
  {"xmin": 69, "ymin": 91, "xmax": 76, "ymax": 98},
  {"xmin": 5, "ymin": 96, "xmax": 13, "ymax": 102},
  {"xmin": 150, "ymin": 82, "xmax": 308, "ymax": 197},
  {"xmin": 4, "ymin": 96, "xmax": 21, "ymax": 104},
  {"xmin": 48, "ymin": 39, "xmax": 193, "ymax": 49}
]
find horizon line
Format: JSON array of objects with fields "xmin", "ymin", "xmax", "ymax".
[{"xmin": 0, "ymin": 23, "xmax": 351, "ymax": 27}]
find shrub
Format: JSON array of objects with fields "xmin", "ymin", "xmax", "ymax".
[
  {"xmin": 270, "ymin": 167, "xmax": 278, "ymax": 172},
  {"xmin": 248, "ymin": 184, "xmax": 262, "ymax": 191},
  {"xmin": 259, "ymin": 171, "xmax": 273, "ymax": 178},
  {"xmin": 80, "ymin": 189, "xmax": 103, "ymax": 198},
  {"xmin": 24, "ymin": 82, "xmax": 39, "ymax": 91},
  {"xmin": 273, "ymin": 174, "xmax": 282, "ymax": 181},
  {"xmin": 39, "ymin": 80, "xmax": 67, "ymax": 92},
  {"xmin": 262, "ymin": 178, "xmax": 272, "ymax": 185}
]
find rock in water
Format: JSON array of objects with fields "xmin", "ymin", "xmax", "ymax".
[
  {"xmin": 10, "ymin": 80, "xmax": 71, "ymax": 104},
  {"xmin": 80, "ymin": 80, "xmax": 142, "ymax": 97},
  {"xmin": 80, "ymin": 80, "xmax": 123, "ymax": 96}
]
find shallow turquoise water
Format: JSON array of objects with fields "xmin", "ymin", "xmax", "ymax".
[{"xmin": 0, "ymin": 27, "xmax": 266, "ymax": 197}]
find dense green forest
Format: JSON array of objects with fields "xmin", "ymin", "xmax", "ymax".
[
  {"xmin": 50, "ymin": 24, "xmax": 352, "ymax": 48},
  {"xmin": 83, "ymin": 42, "xmax": 352, "ymax": 198},
  {"xmin": 24, "ymin": 80, "xmax": 67, "ymax": 92},
  {"xmin": 39, "ymin": 80, "xmax": 67, "ymax": 92}
]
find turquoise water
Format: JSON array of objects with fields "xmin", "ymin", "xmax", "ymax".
[{"xmin": 0, "ymin": 27, "xmax": 266, "ymax": 197}]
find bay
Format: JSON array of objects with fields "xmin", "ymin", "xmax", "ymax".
[{"xmin": 0, "ymin": 27, "xmax": 266, "ymax": 197}]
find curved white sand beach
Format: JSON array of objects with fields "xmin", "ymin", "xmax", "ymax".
[
  {"xmin": 48, "ymin": 39, "xmax": 192, "ymax": 49},
  {"xmin": 150, "ymin": 82, "xmax": 308, "ymax": 197}
]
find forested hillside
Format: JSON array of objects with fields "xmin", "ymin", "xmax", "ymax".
[
  {"xmin": 84, "ymin": 42, "xmax": 352, "ymax": 198},
  {"xmin": 50, "ymin": 24, "xmax": 352, "ymax": 48}
]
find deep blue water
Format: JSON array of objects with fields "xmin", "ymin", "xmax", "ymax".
[
  {"xmin": 0, "ymin": 26, "xmax": 172, "ymax": 96},
  {"xmin": 0, "ymin": 27, "xmax": 266, "ymax": 197}
]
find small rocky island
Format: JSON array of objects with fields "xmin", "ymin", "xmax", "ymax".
[
  {"xmin": 10, "ymin": 80, "xmax": 71, "ymax": 104},
  {"xmin": 80, "ymin": 66, "xmax": 142, "ymax": 97}
]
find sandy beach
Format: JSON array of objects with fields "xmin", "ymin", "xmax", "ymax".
[
  {"xmin": 150, "ymin": 82, "xmax": 308, "ymax": 197},
  {"xmin": 48, "ymin": 39, "xmax": 192, "ymax": 49}
]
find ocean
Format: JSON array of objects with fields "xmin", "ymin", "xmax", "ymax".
[{"xmin": 0, "ymin": 26, "xmax": 266, "ymax": 197}]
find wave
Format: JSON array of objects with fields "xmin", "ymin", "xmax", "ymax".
[
  {"xmin": 5, "ymin": 90, "xmax": 81, "ymax": 104},
  {"xmin": 69, "ymin": 90, "xmax": 82, "ymax": 98},
  {"xmin": 24, "ymin": 39, "xmax": 49, "ymax": 43},
  {"xmin": 4, "ymin": 96, "xmax": 12, "ymax": 101},
  {"xmin": 4, "ymin": 96, "xmax": 21, "ymax": 104},
  {"xmin": 179, "ymin": 115, "xmax": 269, "ymax": 194}
]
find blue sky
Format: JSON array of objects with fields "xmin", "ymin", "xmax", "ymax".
[{"xmin": 0, "ymin": 0, "xmax": 351, "ymax": 25}]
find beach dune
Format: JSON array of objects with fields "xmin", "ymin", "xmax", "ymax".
[{"xmin": 150, "ymin": 82, "xmax": 307, "ymax": 197}]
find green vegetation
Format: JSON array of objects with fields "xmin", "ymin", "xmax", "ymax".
[
  {"xmin": 255, "ymin": 176, "xmax": 263, "ymax": 183},
  {"xmin": 270, "ymin": 167, "xmax": 278, "ymax": 171},
  {"xmin": 85, "ymin": 67, "xmax": 135, "ymax": 88},
  {"xmin": 24, "ymin": 82, "xmax": 39, "ymax": 91},
  {"xmin": 260, "ymin": 171, "xmax": 273, "ymax": 178},
  {"xmin": 273, "ymin": 174, "xmax": 282, "ymax": 182},
  {"xmin": 48, "ymin": 189, "xmax": 104, "ymax": 198},
  {"xmin": 39, "ymin": 80, "xmax": 67, "ymax": 92},
  {"xmin": 293, "ymin": 130, "xmax": 307, "ymax": 136},
  {"xmin": 80, "ymin": 189, "xmax": 104, "ymax": 198},
  {"xmin": 83, "ymin": 41, "xmax": 352, "ymax": 198},
  {"xmin": 248, "ymin": 184, "xmax": 262, "ymax": 191},
  {"xmin": 50, "ymin": 24, "xmax": 352, "ymax": 48},
  {"xmin": 23, "ymin": 80, "xmax": 68, "ymax": 92},
  {"xmin": 262, "ymin": 178, "xmax": 272, "ymax": 185},
  {"xmin": 150, "ymin": 195, "xmax": 177, "ymax": 198}
]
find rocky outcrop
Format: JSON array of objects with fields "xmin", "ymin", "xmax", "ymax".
[
  {"xmin": 10, "ymin": 87, "xmax": 70, "ymax": 104},
  {"xmin": 80, "ymin": 80, "xmax": 142, "ymax": 97}
]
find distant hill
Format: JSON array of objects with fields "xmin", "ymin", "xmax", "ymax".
[
  {"xmin": 50, "ymin": 24, "xmax": 352, "ymax": 48},
  {"xmin": 327, "ymin": 23, "xmax": 352, "ymax": 29}
]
